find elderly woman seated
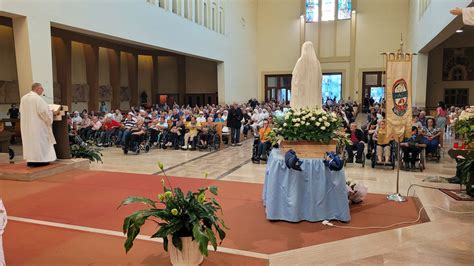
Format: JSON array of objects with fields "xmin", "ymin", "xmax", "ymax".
[
  {"xmin": 422, "ymin": 117, "xmax": 441, "ymax": 157},
  {"xmin": 373, "ymin": 119, "xmax": 393, "ymax": 164}
]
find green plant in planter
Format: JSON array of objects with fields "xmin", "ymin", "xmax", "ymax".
[
  {"xmin": 118, "ymin": 162, "xmax": 227, "ymax": 256},
  {"xmin": 70, "ymin": 142, "xmax": 103, "ymax": 163}
]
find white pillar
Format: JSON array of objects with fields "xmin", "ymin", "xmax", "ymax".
[
  {"xmin": 412, "ymin": 53, "xmax": 428, "ymax": 108},
  {"xmin": 191, "ymin": 0, "xmax": 196, "ymax": 22},
  {"xmin": 12, "ymin": 16, "xmax": 54, "ymax": 102},
  {"xmin": 217, "ymin": 62, "xmax": 225, "ymax": 104},
  {"xmin": 180, "ymin": 0, "xmax": 185, "ymax": 17},
  {"xmin": 165, "ymin": 0, "xmax": 173, "ymax": 12}
]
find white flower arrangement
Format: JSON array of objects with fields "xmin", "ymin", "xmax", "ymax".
[{"xmin": 271, "ymin": 107, "xmax": 345, "ymax": 144}]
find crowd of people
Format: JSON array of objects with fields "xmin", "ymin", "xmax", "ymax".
[
  {"xmin": 67, "ymin": 99, "xmax": 280, "ymax": 154},
  {"xmin": 66, "ymin": 97, "xmax": 467, "ymax": 169}
]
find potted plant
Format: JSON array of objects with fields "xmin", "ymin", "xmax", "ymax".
[
  {"xmin": 271, "ymin": 107, "xmax": 349, "ymax": 158},
  {"xmin": 70, "ymin": 141, "xmax": 103, "ymax": 163},
  {"xmin": 118, "ymin": 163, "xmax": 227, "ymax": 265}
]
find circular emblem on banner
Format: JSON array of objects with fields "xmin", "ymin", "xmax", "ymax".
[{"xmin": 392, "ymin": 79, "xmax": 408, "ymax": 117}]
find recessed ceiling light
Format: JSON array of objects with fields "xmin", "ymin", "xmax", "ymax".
[{"xmin": 456, "ymin": 29, "xmax": 464, "ymax": 33}]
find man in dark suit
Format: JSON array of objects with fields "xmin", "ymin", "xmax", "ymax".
[
  {"xmin": 346, "ymin": 123, "xmax": 366, "ymax": 163},
  {"xmin": 227, "ymin": 103, "xmax": 243, "ymax": 146}
]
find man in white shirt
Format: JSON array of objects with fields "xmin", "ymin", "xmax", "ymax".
[
  {"xmin": 196, "ymin": 112, "xmax": 207, "ymax": 123},
  {"xmin": 20, "ymin": 83, "xmax": 57, "ymax": 167},
  {"xmin": 72, "ymin": 111, "xmax": 82, "ymax": 124},
  {"xmin": 451, "ymin": 7, "xmax": 474, "ymax": 25}
]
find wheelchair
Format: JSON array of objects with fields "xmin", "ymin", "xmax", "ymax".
[
  {"xmin": 251, "ymin": 136, "xmax": 272, "ymax": 164},
  {"xmin": 371, "ymin": 141, "xmax": 396, "ymax": 169},
  {"xmin": 424, "ymin": 137, "xmax": 442, "ymax": 163},
  {"xmin": 123, "ymin": 131, "xmax": 151, "ymax": 155},
  {"xmin": 205, "ymin": 128, "xmax": 221, "ymax": 151},
  {"xmin": 342, "ymin": 142, "xmax": 366, "ymax": 168},
  {"xmin": 399, "ymin": 144, "xmax": 426, "ymax": 172}
]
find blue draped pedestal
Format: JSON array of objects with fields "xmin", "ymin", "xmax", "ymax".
[{"xmin": 263, "ymin": 149, "xmax": 351, "ymax": 222}]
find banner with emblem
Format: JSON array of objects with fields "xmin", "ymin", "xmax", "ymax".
[{"xmin": 385, "ymin": 53, "xmax": 413, "ymax": 139}]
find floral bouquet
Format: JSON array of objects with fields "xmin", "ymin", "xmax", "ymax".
[
  {"xmin": 455, "ymin": 106, "xmax": 474, "ymax": 149},
  {"xmin": 271, "ymin": 107, "xmax": 350, "ymax": 145}
]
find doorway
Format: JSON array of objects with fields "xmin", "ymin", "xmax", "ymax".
[
  {"xmin": 361, "ymin": 71, "xmax": 385, "ymax": 113},
  {"xmin": 264, "ymin": 74, "xmax": 292, "ymax": 103}
]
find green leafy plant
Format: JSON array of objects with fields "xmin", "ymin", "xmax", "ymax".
[
  {"xmin": 70, "ymin": 142, "xmax": 103, "ymax": 163},
  {"xmin": 272, "ymin": 107, "xmax": 348, "ymax": 144},
  {"xmin": 118, "ymin": 162, "xmax": 227, "ymax": 256}
]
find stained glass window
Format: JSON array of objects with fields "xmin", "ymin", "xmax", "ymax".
[
  {"xmin": 337, "ymin": 0, "xmax": 352, "ymax": 20},
  {"xmin": 321, "ymin": 0, "xmax": 335, "ymax": 21},
  {"xmin": 306, "ymin": 0, "xmax": 319, "ymax": 23}
]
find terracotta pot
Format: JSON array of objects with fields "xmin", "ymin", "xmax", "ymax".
[
  {"xmin": 280, "ymin": 140, "xmax": 337, "ymax": 158},
  {"xmin": 168, "ymin": 236, "xmax": 204, "ymax": 266}
]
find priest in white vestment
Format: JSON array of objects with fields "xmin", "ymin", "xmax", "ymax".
[
  {"xmin": 290, "ymin": 41, "xmax": 322, "ymax": 110},
  {"xmin": 20, "ymin": 83, "xmax": 57, "ymax": 167},
  {"xmin": 450, "ymin": 7, "xmax": 474, "ymax": 26},
  {"xmin": 0, "ymin": 198, "xmax": 6, "ymax": 266}
]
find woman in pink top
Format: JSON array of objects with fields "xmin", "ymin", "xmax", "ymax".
[{"xmin": 436, "ymin": 101, "xmax": 447, "ymax": 132}]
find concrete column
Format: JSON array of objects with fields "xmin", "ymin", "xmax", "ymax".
[
  {"xmin": 83, "ymin": 44, "xmax": 99, "ymax": 112},
  {"xmin": 12, "ymin": 16, "xmax": 54, "ymax": 101},
  {"xmin": 412, "ymin": 53, "xmax": 428, "ymax": 108},
  {"xmin": 152, "ymin": 55, "xmax": 159, "ymax": 105},
  {"xmin": 127, "ymin": 53, "xmax": 139, "ymax": 107},
  {"xmin": 217, "ymin": 61, "xmax": 225, "ymax": 105},
  {"xmin": 107, "ymin": 49, "xmax": 121, "ymax": 110},
  {"xmin": 177, "ymin": 55, "xmax": 186, "ymax": 105},
  {"xmin": 52, "ymin": 37, "xmax": 72, "ymax": 108}
]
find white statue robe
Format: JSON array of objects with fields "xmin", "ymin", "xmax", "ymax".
[
  {"xmin": 0, "ymin": 199, "xmax": 6, "ymax": 266},
  {"xmin": 463, "ymin": 7, "xmax": 474, "ymax": 25},
  {"xmin": 290, "ymin": 41, "xmax": 322, "ymax": 110},
  {"xmin": 19, "ymin": 91, "xmax": 57, "ymax": 162}
]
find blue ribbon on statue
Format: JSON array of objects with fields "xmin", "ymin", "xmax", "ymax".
[
  {"xmin": 284, "ymin": 149, "xmax": 303, "ymax": 171},
  {"xmin": 323, "ymin": 152, "xmax": 344, "ymax": 171}
]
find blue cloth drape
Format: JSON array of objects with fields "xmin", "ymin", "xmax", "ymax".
[{"xmin": 263, "ymin": 149, "xmax": 351, "ymax": 222}]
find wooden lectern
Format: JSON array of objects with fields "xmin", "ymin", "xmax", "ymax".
[{"xmin": 51, "ymin": 105, "xmax": 71, "ymax": 159}]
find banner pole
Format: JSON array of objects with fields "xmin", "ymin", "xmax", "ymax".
[{"xmin": 387, "ymin": 134, "xmax": 407, "ymax": 202}]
